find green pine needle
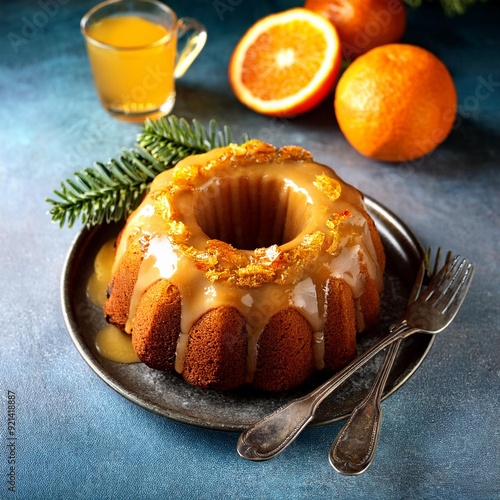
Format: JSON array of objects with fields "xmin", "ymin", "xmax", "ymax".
[
  {"xmin": 47, "ymin": 116, "xmax": 250, "ymax": 228},
  {"xmin": 404, "ymin": 0, "xmax": 483, "ymax": 15}
]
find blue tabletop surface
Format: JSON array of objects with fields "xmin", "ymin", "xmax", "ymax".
[{"xmin": 1, "ymin": 0, "xmax": 499, "ymax": 498}]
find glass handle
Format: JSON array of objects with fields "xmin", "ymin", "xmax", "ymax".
[{"xmin": 174, "ymin": 17, "xmax": 207, "ymax": 79}]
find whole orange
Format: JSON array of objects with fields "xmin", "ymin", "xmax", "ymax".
[
  {"xmin": 304, "ymin": 0, "xmax": 407, "ymax": 60},
  {"xmin": 334, "ymin": 44, "xmax": 458, "ymax": 162}
]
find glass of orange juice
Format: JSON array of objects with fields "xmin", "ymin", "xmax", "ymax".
[{"xmin": 81, "ymin": 0, "xmax": 207, "ymax": 122}]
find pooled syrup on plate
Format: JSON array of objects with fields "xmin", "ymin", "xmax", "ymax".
[
  {"xmin": 87, "ymin": 238, "xmax": 116, "ymax": 307},
  {"xmin": 88, "ymin": 238, "xmax": 139, "ymax": 364},
  {"xmin": 95, "ymin": 325, "xmax": 140, "ymax": 363}
]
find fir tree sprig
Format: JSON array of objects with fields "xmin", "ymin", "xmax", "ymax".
[
  {"xmin": 47, "ymin": 146, "xmax": 164, "ymax": 228},
  {"xmin": 138, "ymin": 115, "xmax": 249, "ymax": 161},
  {"xmin": 47, "ymin": 116, "xmax": 249, "ymax": 228}
]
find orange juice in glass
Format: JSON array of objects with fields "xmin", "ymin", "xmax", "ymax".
[{"xmin": 81, "ymin": 0, "xmax": 206, "ymax": 122}]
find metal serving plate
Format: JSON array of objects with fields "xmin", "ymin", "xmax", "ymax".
[{"xmin": 61, "ymin": 196, "xmax": 434, "ymax": 431}]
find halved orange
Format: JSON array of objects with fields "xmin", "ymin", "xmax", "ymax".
[{"xmin": 229, "ymin": 8, "xmax": 342, "ymax": 117}]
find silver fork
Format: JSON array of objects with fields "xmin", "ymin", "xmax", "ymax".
[
  {"xmin": 237, "ymin": 253, "xmax": 474, "ymax": 461},
  {"xmin": 328, "ymin": 249, "xmax": 439, "ymax": 475}
]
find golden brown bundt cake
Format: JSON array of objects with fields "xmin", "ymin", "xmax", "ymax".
[
  {"xmin": 183, "ymin": 306, "xmax": 247, "ymax": 391},
  {"xmin": 103, "ymin": 140, "xmax": 385, "ymax": 392}
]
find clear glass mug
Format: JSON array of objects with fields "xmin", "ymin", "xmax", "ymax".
[{"xmin": 81, "ymin": 0, "xmax": 207, "ymax": 122}]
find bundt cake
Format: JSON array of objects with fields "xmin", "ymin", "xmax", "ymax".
[{"xmin": 103, "ymin": 140, "xmax": 385, "ymax": 392}]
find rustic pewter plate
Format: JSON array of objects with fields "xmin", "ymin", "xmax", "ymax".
[{"xmin": 61, "ymin": 196, "xmax": 434, "ymax": 431}]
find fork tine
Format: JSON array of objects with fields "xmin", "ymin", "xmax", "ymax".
[
  {"xmin": 421, "ymin": 251, "xmax": 453, "ymax": 302},
  {"xmin": 430, "ymin": 247, "xmax": 442, "ymax": 277},
  {"xmin": 433, "ymin": 257, "xmax": 468, "ymax": 306},
  {"xmin": 434, "ymin": 251, "xmax": 453, "ymax": 285},
  {"xmin": 432, "ymin": 258, "xmax": 472, "ymax": 313},
  {"xmin": 408, "ymin": 253, "xmax": 428, "ymax": 304},
  {"xmin": 442, "ymin": 261, "xmax": 475, "ymax": 315}
]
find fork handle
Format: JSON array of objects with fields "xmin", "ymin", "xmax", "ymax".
[
  {"xmin": 329, "ymin": 338, "xmax": 402, "ymax": 475},
  {"xmin": 237, "ymin": 322, "xmax": 414, "ymax": 461}
]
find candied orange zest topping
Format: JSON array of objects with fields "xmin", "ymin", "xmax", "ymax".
[
  {"xmin": 325, "ymin": 210, "xmax": 350, "ymax": 255},
  {"xmin": 313, "ymin": 174, "xmax": 342, "ymax": 202},
  {"xmin": 165, "ymin": 231, "xmax": 329, "ymax": 289}
]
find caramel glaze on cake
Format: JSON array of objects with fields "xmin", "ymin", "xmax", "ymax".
[{"xmin": 104, "ymin": 140, "xmax": 385, "ymax": 392}]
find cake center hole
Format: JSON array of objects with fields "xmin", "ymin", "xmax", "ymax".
[{"xmin": 194, "ymin": 176, "xmax": 312, "ymax": 250}]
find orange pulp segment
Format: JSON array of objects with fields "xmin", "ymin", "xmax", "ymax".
[{"xmin": 229, "ymin": 8, "xmax": 342, "ymax": 116}]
